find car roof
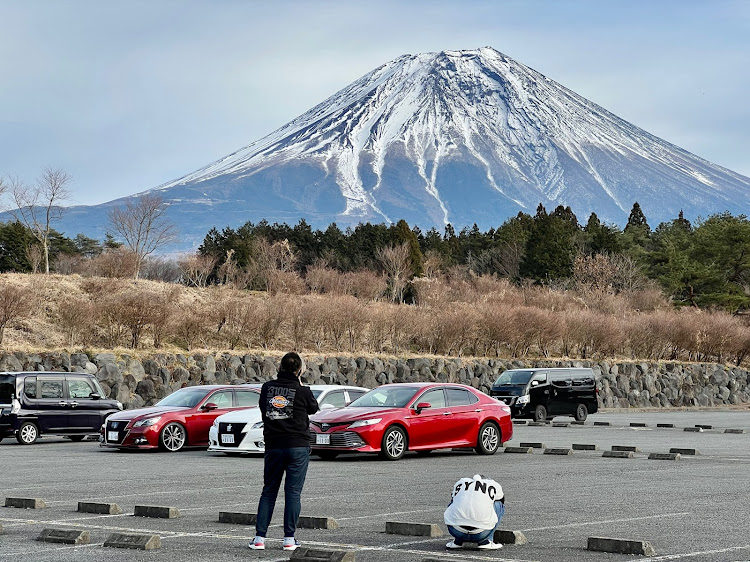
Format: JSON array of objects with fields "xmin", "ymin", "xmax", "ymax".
[{"xmin": 308, "ymin": 385, "xmax": 369, "ymax": 391}]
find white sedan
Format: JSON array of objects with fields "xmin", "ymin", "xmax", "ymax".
[{"xmin": 208, "ymin": 384, "xmax": 369, "ymax": 455}]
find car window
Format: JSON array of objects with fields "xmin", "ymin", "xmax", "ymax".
[
  {"xmin": 23, "ymin": 377, "xmax": 37, "ymax": 399},
  {"xmin": 320, "ymin": 390, "xmax": 346, "ymax": 408},
  {"xmin": 207, "ymin": 390, "xmax": 233, "ymax": 409},
  {"xmin": 417, "ymin": 388, "xmax": 446, "ymax": 409},
  {"xmin": 532, "ymin": 373, "xmax": 548, "ymax": 384},
  {"xmin": 39, "ymin": 378, "xmax": 64, "ymax": 399},
  {"xmin": 236, "ymin": 390, "xmax": 259, "ymax": 407},
  {"xmin": 347, "ymin": 390, "xmax": 367, "ymax": 403},
  {"xmin": 446, "ymin": 388, "xmax": 477, "ymax": 406},
  {"xmin": 0, "ymin": 375, "xmax": 14, "ymax": 402},
  {"xmin": 551, "ymin": 372, "xmax": 572, "ymax": 387},
  {"xmin": 67, "ymin": 377, "xmax": 97, "ymax": 399}
]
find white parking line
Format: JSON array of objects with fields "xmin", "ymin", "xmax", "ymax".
[
  {"xmin": 643, "ymin": 545, "xmax": 750, "ymax": 560},
  {"xmin": 520, "ymin": 511, "xmax": 690, "ymax": 531},
  {"xmin": 337, "ymin": 509, "xmax": 435, "ymax": 521}
]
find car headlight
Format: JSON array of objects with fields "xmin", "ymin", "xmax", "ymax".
[
  {"xmin": 349, "ymin": 418, "xmax": 382, "ymax": 428},
  {"xmin": 251, "ymin": 421, "xmax": 264, "ymax": 429},
  {"xmin": 133, "ymin": 416, "xmax": 161, "ymax": 427},
  {"xmin": 516, "ymin": 395, "xmax": 530, "ymax": 405}
]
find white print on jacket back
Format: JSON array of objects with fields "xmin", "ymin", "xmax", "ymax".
[{"xmin": 266, "ymin": 386, "xmax": 297, "ymax": 420}]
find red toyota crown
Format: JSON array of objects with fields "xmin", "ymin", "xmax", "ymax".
[
  {"xmin": 309, "ymin": 383, "xmax": 512, "ymax": 461},
  {"xmin": 101, "ymin": 385, "xmax": 260, "ymax": 452}
]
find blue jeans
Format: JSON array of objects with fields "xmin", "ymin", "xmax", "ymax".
[
  {"xmin": 448, "ymin": 501, "xmax": 505, "ymax": 544},
  {"xmin": 255, "ymin": 447, "xmax": 311, "ymax": 538}
]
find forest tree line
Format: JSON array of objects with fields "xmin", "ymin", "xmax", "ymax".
[{"xmin": 1, "ymin": 201, "xmax": 750, "ymax": 313}]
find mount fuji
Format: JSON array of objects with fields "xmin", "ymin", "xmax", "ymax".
[{"xmin": 56, "ymin": 47, "xmax": 750, "ymax": 250}]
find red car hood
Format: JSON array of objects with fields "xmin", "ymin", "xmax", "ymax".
[
  {"xmin": 107, "ymin": 405, "xmax": 188, "ymax": 421},
  {"xmin": 311, "ymin": 407, "xmax": 400, "ymax": 423}
]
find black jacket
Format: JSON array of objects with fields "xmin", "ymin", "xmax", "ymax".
[{"xmin": 259, "ymin": 371, "xmax": 319, "ymax": 450}]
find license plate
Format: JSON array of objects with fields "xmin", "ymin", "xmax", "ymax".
[
  {"xmin": 221, "ymin": 434, "xmax": 235, "ymax": 444},
  {"xmin": 107, "ymin": 431, "xmax": 118, "ymax": 442},
  {"xmin": 316, "ymin": 434, "xmax": 330, "ymax": 445}
]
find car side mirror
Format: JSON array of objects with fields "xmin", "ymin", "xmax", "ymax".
[
  {"xmin": 89, "ymin": 392, "xmax": 102, "ymax": 399},
  {"xmin": 414, "ymin": 402, "xmax": 431, "ymax": 414},
  {"xmin": 202, "ymin": 402, "xmax": 218, "ymax": 411},
  {"xmin": 531, "ymin": 380, "xmax": 539, "ymax": 387}
]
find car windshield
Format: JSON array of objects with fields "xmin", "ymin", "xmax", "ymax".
[
  {"xmin": 348, "ymin": 386, "xmax": 419, "ymax": 408},
  {"xmin": 155, "ymin": 387, "xmax": 209, "ymax": 408},
  {"xmin": 0, "ymin": 375, "xmax": 14, "ymax": 403},
  {"xmin": 494, "ymin": 370, "xmax": 535, "ymax": 386}
]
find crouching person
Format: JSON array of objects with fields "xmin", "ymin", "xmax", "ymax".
[{"xmin": 443, "ymin": 474, "xmax": 505, "ymax": 550}]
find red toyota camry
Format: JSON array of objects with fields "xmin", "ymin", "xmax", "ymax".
[
  {"xmin": 309, "ymin": 383, "xmax": 512, "ymax": 461},
  {"xmin": 101, "ymin": 385, "xmax": 260, "ymax": 452}
]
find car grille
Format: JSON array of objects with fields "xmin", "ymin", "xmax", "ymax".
[
  {"xmin": 310, "ymin": 421, "xmax": 351, "ymax": 431},
  {"xmin": 310, "ymin": 431, "xmax": 366, "ymax": 448},
  {"xmin": 493, "ymin": 395, "xmax": 516, "ymax": 406},
  {"xmin": 218, "ymin": 422, "xmax": 246, "ymax": 448},
  {"xmin": 105, "ymin": 420, "xmax": 130, "ymax": 444}
]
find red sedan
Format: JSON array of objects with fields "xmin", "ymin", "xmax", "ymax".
[
  {"xmin": 309, "ymin": 383, "xmax": 512, "ymax": 461},
  {"xmin": 101, "ymin": 385, "xmax": 260, "ymax": 452}
]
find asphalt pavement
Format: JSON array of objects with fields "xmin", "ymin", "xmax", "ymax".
[{"xmin": 2, "ymin": 408, "xmax": 750, "ymax": 562}]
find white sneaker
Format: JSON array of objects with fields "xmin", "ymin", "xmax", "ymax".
[
  {"xmin": 446, "ymin": 539, "xmax": 464, "ymax": 549},
  {"xmin": 477, "ymin": 540, "xmax": 502, "ymax": 550},
  {"xmin": 248, "ymin": 536, "xmax": 265, "ymax": 550},
  {"xmin": 282, "ymin": 537, "xmax": 300, "ymax": 551}
]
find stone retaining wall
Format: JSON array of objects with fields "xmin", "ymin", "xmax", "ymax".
[{"xmin": 1, "ymin": 351, "xmax": 748, "ymax": 410}]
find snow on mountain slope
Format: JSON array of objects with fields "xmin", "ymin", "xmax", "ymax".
[{"xmin": 47, "ymin": 47, "xmax": 750, "ymax": 250}]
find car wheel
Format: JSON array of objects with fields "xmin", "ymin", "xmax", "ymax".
[
  {"xmin": 475, "ymin": 422, "xmax": 500, "ymax": 455},
  {"xmin": 316, "ymin": 451, "xmax": 339, "ymax": 460},
  {"xmin": 159, "ymin": 422, "xmax": 187, "ymax": 452},
  {"xmin": 575, "ymin": 403, "xmax": 588, "ymax": 422},
  {"xmin": 533, "ymin": 405, "xmax": 547, "ymax": 422},
  {"xmin": 17, "ymin": 422, "xmax": 39, "ymax": 445},
  {"xmin": 68, "ymin": 435, "xmax": 86, "ymax": 442},
  {"xmin": 379, "ymin": 426, "xmax": 407, "ymax": 461}
]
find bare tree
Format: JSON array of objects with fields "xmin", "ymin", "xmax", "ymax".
[
  {"xmin": 9, "ymin": 168, "xmax": 72, "ymax": 274},
  {"xmin": 108, "ymin": 194, "xmax": 176, "ymax": 279},
  {"xmin": 376, "ymin": 243, "xmax": 413, "ymax": 303},
  {"xmin": 0, "ymin": 283, "xmax": 33, "ymax": 345},
  {"xmin": 178, "ymin": 252, "xmax": 217, "ymax": 287}
]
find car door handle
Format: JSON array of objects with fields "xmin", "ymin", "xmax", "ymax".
[
  {"xmin": 69, "ymin": 402, "xmax": 79, "ymax": 408},
  {"xmin": 474, "ymin": 409, "xmax": 483, "ymax": 412},
  {"xmin": 58, "ymin": 401, "xmax": 68, "ymax": 406},
  {"xmin": 442, "ymin": 411, "xmax": 452, "ymax": 416}
]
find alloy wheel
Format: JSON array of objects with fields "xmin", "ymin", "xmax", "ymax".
[{"xmin": 161, "ymin": 423, "xmax": 186, "ymax": 452}]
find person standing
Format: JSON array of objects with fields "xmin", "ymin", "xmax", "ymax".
[
  {"xmin": 443, "ymin": 474, "xmax": 505, "ymax": 550},
  {"xmin": 249, "ymin": 352, "xmax": 319, "ymax": 551}
]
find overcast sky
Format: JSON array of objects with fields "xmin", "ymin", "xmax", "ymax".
[{"xmin": 1, "ymin": 0, "xmax": 748, "ymax": 206}]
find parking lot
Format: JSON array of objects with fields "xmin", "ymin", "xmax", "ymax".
[{"xmin": 2, "ymin": 409, "xmax": 750, "ymax": 562}]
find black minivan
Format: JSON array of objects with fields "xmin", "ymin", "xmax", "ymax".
[
  {"xmin": 0, "ymin": 372, "xmax": 122, "ymax": 445},
  {"xmin": 490, "ymin": 368, "xmax": 598, "ymax": 421}
]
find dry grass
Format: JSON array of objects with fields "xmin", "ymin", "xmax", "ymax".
[{"xmin": 2, "ymin": 272, "xmax": 750, "ymax": 366}]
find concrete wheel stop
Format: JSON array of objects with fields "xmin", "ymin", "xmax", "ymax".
[{"xmin": 587, "ymin": 536, "xmax": 655, "ymax": 555}]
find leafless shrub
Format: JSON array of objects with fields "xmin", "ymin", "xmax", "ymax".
[
  {"xmin": 305, "ymin": 262, "xmax": 345, "ymax": 294},
  {"xmin": 115, "ymin": 290, "xmax": 154, "ymax": 348},
  {"xmin": 56, "ymin": 297, "xmax": 94, "ymax": 347},
  {"xmin": 622, "ymin": 282, "xmax": 669, "ymax": 312},
  {"xmin": 422, "ymin": 250, "xmax": 446, "ymax": 278},
  {"xmin": 0, "ymin": 282, "xmax": 33, "ymax": 345},
  {"xmin": 174, "ymin": 302, "xmax": 209, "ymax": 350},
  {"xmin": 52, "ymin": 253, "xmax": 82, "ymax": 275},
  {"xmin": 140, "ymin": 256, "xmax": 181, "ymax": 283},
  {"xmin": 344, "ymin": 270, "xmax": 387, "ymax": 300},
  {"xmin": 90, "ymin": 295, "xmax": 128, "ymax": 348},
  {"xmin": 695, "ymin": 313, "xmax": 743, "ymax": 363},
  {"xmin": 88, "ymin": 248, "xmax": 138, "ymax": 278},
  {"xmin": 267, "ymin": 270, "xmax": 307, "ymax": 295},
  {"xmin": 300, "ymin": 297, "xmax": 330, "ymax": 352},
  {"xmin": 411, "ymin": 277, "xmax": 450, "ymax": 308},
  {"xmin": 564, "ymin": 310, "xmax": 623, "ymax": 359},
  {"xmin": 365, "ymin": 303, "xmax": 391, "ymax": 353},
  {"xmin": 253, "ymin": 296, "xmax": 285, "ymax": 350},
  {"xmin": 149, "ymin": 285, "xmax": 181, "ymax": 348},
  {"xmin": 376, "ymin": 243, "xmax": 412, "ymax": 303},
  {"xmin": 178, "ymin": 253, "xmax": 217, "ymax": 288},
  {"xmin": 25, "ymin": 245, "xmax": 44, "ymax": 274}
]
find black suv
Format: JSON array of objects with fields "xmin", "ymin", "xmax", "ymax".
[{"xmin": 0, "ymin": 372, "xmax": 122, "ymax": 445}]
